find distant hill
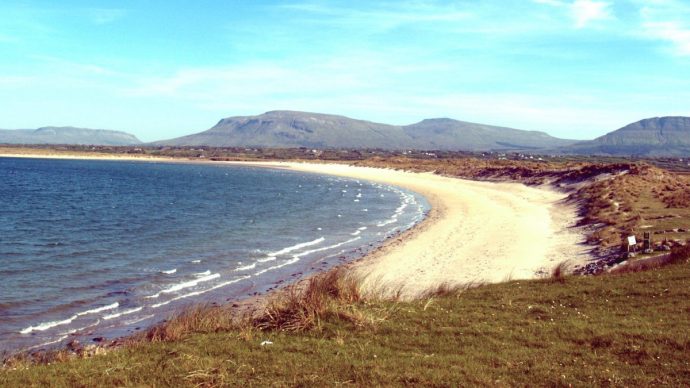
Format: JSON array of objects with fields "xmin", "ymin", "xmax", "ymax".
[
  {"xmin": 0, "ymin": 126, "xmax": 141, "ymax": 146},
  {"xmin": 563, "ymin": 117, "xmax": 690, "ymax": 157},
  {"xmin": 402, "ymin": 118, "xmax": 574, "ymax": 150},
  {"xmin": 153, "ymin": 110, "xmax": 575, "ymax": 151}
]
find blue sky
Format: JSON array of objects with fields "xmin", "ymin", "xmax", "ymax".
[{"xmin": 1, "ymin": 0, "xmax": 689, "ymax": 141}]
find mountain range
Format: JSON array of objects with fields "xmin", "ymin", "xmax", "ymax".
[
  {"xmin": 152, "ymin": 111, "xmax": 576, "ymax": 151},
  {"xmin": 0, "ymin": 126, "xmax": 141, "ymax": 146},
  {"xmin": 2, "ymin": 113, "xmax": 690, "ymax": 156}
]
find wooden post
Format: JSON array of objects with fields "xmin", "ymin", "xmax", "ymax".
[{"xmin": 643, "ymin": 231, "xmax": 652, "ymax": 253}]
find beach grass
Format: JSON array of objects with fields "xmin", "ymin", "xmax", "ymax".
[{"xmin": 3, "ymin": 258, "xmax": 690, "ymax": 386}]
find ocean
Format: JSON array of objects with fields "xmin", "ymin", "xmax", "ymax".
[{"xmin": 0, "ymin": 157, "xmax": 427, "ymax": 354}]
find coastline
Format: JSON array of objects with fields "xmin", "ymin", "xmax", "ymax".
[
  {"xmin": 0, "ymin": 152, "xmax": 593, "ymax": 303},
  {"xmin": 228, "ymin": 161, "xmax": 592, "ymax": 300}
]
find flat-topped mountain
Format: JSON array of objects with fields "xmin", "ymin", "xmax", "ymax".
[
  {"xmin": 153, "ymin": 110, "xmax": 575, "ymax": 151},
  {"xmin": 564, "ymin": 117, "xmax": 690, "ymax": 156},
  {"xmin": 0, "ymin": 126, "xmax": 141, "ymax": 146}
]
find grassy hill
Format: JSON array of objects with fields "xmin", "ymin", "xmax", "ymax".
[{"xmin": 3, "ymin": 256, "xmax": 689, "ymax": 386}]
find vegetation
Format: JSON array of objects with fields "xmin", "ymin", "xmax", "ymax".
[
  {"xmin": 3, "ymin": 255, "xmax": 690, "ymax": 386},
  {"xmin": 3, "ymin": 145, "xmax": 690, "ymax": 385}
]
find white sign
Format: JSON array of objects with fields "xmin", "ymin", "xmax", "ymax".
[{"xmin": 627, "ymin": 236, "xmax": 637, "ymax": 246}]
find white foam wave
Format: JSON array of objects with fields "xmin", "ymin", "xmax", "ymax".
[
  {"xmin": 79, "ymin": 302, "xmax": 120, "ymax": 316},
  {"xmin": 151, "ymin": 276, "xmax": 251, "ymax": 308},
  {"xmin": 25, "ymin": 335, "xmax": 69, "ymax": 351},
  {"xmin": 103, "ymin": 307, "xmax": 143, "ymax": 320},
  {"xmin": 268, "ymin": 237, "xmax": 325, "ymax": 256},
  {"xmin": 145, "ymin": 273, "xmax": 220, "ymax": 299},
  {"xmin": 191, "ymin": 259, "xmax": 201, "ymax": 263},
  {"xmin": 19, "ymin": 302, "xmax": 119, "ymax": 334},
  {"xmin": 294, "ymin": 236, "xmax": 362, "ymax": 259},
  {"xmin": 254, "ymin": 257, "xmax": 300, "ymax": 276},
  {"xmin": 61, "ymin": 320, "xmax": 101, "ymax": 336},
  {"xmin": 377, "ymin": 217, "xmax": 398, "ymax": 227},
  {"xmin": 194, "ymin": 270, "xmax": 211, "ymax": 277},
  {"xmin": 235, "ymin": 262, "xmax": 257, "ymax": 271},
  {"xmin": 161, "ymin": 269, "xmax": 177, "ymax": 274},
  {"xmin": 257, "ymin": 256, "xmax": 277, "ymax": 263},
  {"xmin": 20, "ymin": 317, "xmax": 77, "ymax": 334},
  {"xmin": 124, "ymin": 314, "xmax": 155, "ymax": 326}
]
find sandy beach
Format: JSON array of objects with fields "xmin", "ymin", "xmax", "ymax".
[
  {"xmin": 227, "ymin": 161, "xmax": 592, "ymax": 300},
  {"xmin": 0, "ymin": 152, "xmax": 592, "ymax": 301}
]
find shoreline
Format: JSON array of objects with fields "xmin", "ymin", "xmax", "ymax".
[
  {"xmin": 0, "ymin": 153, "xmax": 593, "ymax": 303},
  {"xmin": 232, "ymin": 161, "xmax": 592, "ymax": 300}
]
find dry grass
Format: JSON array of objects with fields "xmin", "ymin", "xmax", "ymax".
[
  {"xmin": 144, "ymin": 304, "xmax": 240, "ymax": 342},
  {"xmin": 551, "ymin": 261, "xmax": 569, "ymax": 283},
  {"xmin": 252, "ymin": 268, "xmax": 370, "ymax": 332}
]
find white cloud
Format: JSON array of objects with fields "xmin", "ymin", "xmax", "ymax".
[
  {"xmin": 532, "ymin": 0, "xmax": 565, "ymax": 6},
  {"xmin": 532, "ymin": 0, "xmax": 613, "ymax": 28},
  {"xmin": 637, "ymin": 1, "xmax": 690, "ymax": 56},
  {"xmin": 281, "ymin": 1, "xmax": 472, "ymax": 31},
  {"xmin": 571, "ymin": 0, "xmax": 612, "ymax": 28},
  {"xmin": 86, "ymin": 8, "xmax": 127, "ymax": 25},
  {"xmin": 643, "ymin": 21, "xmax": 690, "ymax": 55}
]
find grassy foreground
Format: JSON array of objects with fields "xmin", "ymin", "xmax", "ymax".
[{"xmin": 3, "ymin": 262, "xmax": 690, "ymax": 386}]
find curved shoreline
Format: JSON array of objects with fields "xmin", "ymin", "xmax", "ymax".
[
  {"xmin": 225, "ymin": 161, "xmax": 593, "ymax": 300},
  {"xmin": 0, "ymin": 152, "xmax": 592, "ymax": 300}
]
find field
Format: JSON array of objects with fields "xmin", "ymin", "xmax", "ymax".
[{"xmin": 2, "ymin": 257, "xmax": 690, "ymax": 386}]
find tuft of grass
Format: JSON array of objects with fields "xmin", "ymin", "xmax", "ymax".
[
  {"xmin": 252, "ymin": 268, "xmax": 370, "ymax": 332},
  {"xmin": 144, "ymin": 304, "xmax": 238, "ymax": 342},
  {"xmin": 669, "ymin": 243, "xmax": 690, "ymax": 264},
  {"xmin": 551, "ymin": 261, "xmax": 570, "ymax": 283}
]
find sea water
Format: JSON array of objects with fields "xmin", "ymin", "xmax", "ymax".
[{"xmin": 0, "ymin": 158, "xmax": 427, "ymax": 353}]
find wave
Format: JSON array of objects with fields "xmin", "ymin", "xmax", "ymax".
[
  {"xmin": 152, "ymin": 276, "xmax": 251, "ymax": 308},
  {"xmin": 25, "ymin": 335, "xmax": 70, "ymax": 351},
  {"xmin": 161, "ymin": 268, "xmax": 177, "ymax": 274},
  {"xmin": 268, "ymin": 237, "xmax": 325, "ymax": 257},
  {"xmin": 103, "ymin": 306, "xmax": 143, "ymax": 320},
  {"xmin": 254, "ymin": 257, "xmax": 300, "ymax": 276},
  {"xmin": 124, "ymin": 314, "xmax": 155, "ymax": 326},
  {"xmin": 377, "ymin": 216, "xmax": 398, "ymax": 227},
  {"xmin": 19, "ymin": 302, "xmax": 119, "ymax": 334},
  {"xmin": 145, "ymin": 273, "xmax": 220, "ymax": 299},
  {"xmin": 194, "ymin": 270, "xmax": 211, "ymax": 277},
  {"xmin": 235, "ymin": 262, "xmax": 257, "ymax": 271},
  {"xmin": 294, "ymin": 236, "xmax": 362, "ymax": 259}
]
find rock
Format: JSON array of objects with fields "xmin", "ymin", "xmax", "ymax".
[
  {"xmin": 92, "ymin": 337, "xmax": 105, "ymax": 343},
  {"xmin": 66, "ymin": 340, "xmax": 81, "ymax": 352}
]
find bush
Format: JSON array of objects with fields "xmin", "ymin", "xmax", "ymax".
[{"xmin": 669, "ymin": 243, "xmax": 690, "ymax": 265}]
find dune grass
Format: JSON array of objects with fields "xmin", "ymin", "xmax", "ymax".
[{"xmin": 3, "ymin": 258, "xmax": 690, "ymax": 386}]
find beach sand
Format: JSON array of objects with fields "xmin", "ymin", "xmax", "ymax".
[
  {"xmin": 0, "ymin": 152, "xmax": 592, "ymax": 301},
  {"xmin": 229, "ymin": 161, "xmax": 592, "ymax": 300}
]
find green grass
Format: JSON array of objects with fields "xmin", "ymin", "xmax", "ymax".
[{"xmin": 3, "ymin": 262, "xmax": 690, "ymax": 387}]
